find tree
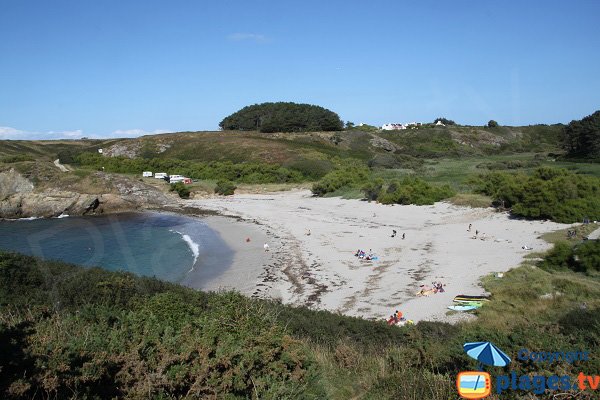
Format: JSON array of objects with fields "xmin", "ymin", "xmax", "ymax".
[
  {"xmin": 562, "ymin": 110, "xmax": 600, "ymax": 159},
  {"xmin": 345, "ymin": 121, "xmax": 355, "ymax": 129},
  {"xmin": 219, "ymin": 102, "xmax": 344, "ymax": 133},
  {"xmin": 434, "ymin": 117, "xmax": 456, "ymax": 126},
  {"xmin": 487, "ymin": 120, "xmax": 499, "ymax": 128}
]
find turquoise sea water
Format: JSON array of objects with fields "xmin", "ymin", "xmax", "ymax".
[{"xmin": 0, "ymin": 212, "xmax": 233, "ymax": 285}]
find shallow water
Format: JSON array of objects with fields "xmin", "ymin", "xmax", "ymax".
[{"xmin": 0, "ymin": 212, "xmax": 234, "ymax": 285}]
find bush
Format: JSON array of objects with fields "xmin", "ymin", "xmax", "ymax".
[
  {"xmin": 169, "ymin": 182, "xmax": 190, "ymax": 199},
  {"xmin": 367, "ymin": 177, "xmax": 455, "ymax": 205},
  {"xmin": 471, "ymin": 167, "xmax": 600, "ymax": 223},
  {"xmin": 0, "ymin": 154, "xmax": 34, "ymax": 163},
  {"xmin": 311, "ymin": 164, "xmax": 370, "ymax": 196},
  {"xmin": 75, "ymin": 153, "xmax": 306, "ymax": 184},
  {"xmin": 214, "ymin": 180, "xmax": 236, "ymax": 196},
  {"xmin": 539, "ymin": 240, "xmax": 600, "ymax": 274},
  {"xmin": 0, "ymin": 252, "xmax": 324, "ymax": 399}
]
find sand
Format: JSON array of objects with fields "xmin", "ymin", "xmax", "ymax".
[
  {"xmin": 184, "ymin": 190, "xmax": 570, "ymax": 323},
  {"xmin": 184, "ymin": 215, "xmax": 276, "ymax": 296}
]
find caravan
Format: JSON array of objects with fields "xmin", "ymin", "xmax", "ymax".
[{"xmin": 142, "ymin": 171, "xmax": 153, "ymax": 177}]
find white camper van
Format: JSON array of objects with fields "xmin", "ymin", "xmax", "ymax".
[
  {"xmin": 154, "ymin": 172, "xmax": 167, "ymax": 179},
  {"xmin": 169, "ymin": 175, "xmax": 185, "ymax": 183},
  {"xmin": 142, "ymin": 171, "xmax": 153, "ymax": 177}
]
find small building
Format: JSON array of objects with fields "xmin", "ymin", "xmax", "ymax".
[
  {"xmin": 435, "ymin": 120, "xmax": 445, "ymax": 126},
  {"xmin": 381, "ymin": 123, "xmax": 406, "ymax": 130}
]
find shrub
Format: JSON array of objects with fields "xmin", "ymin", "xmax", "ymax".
[
  {"xmin": 311, "ymin": 164, "xmax": 370, "ymax": 196},
  {"xmin": 0, "ymin": 154, "xmax": 34, "ymax": 163},
  {"xmin": 214, "ymin": 180, "xmax": 236, "ymax": 196},
  {"xmin": 169, "ymin": 182, "xmax": 190, "ymax": 199},
  {"xmin": 471, "ymin": 168, "xmax": 600, "ymax": 223},
  {"xmin": 75, "ymin": 153, "xmax": 307, "ymax": 184},
  {"xmin": 371, "ymin": 177, "xmax": 455, "ymax": 205}
]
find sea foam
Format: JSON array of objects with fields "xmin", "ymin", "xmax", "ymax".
[{"xmin": 171, "ymin": 230, "xmax": 200, "ymax": 272}]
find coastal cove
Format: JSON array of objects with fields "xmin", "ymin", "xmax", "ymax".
[{"xmin": 0, "ymin": 212, "xmax": 270, "ymax": 293}]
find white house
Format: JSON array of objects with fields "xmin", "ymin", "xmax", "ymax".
[
  {"xmin": 381, "ymin": 123, "xmax": 407, "ymax": 130},
  {"xmin": 435, "ymin": 120, "xmax": 445, "ymax": 126}
]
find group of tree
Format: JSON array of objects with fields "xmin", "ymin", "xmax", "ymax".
[
  {"xmin": 219, "ymin": 102, "xmax": 344, "ymax": 133},
  {"xmin": 433, "ymin": 117, "xmax": 456, "ymax": 126},
  {"xmin": 471, "ymin": 167, "xmax": 600, "ymax": 223},
  {"xmin": 562, "ymin": 110, "xmax": 600, "ymax": 159}
]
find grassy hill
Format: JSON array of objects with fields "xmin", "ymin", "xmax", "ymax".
[{"xmin": 0, "ymin": 124, "xmax": 565, "ymax": 167}]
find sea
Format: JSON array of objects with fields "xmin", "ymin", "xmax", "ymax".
[{"xmin": 0, "ymin": 212, "xmax": 234, "ymax": 285}]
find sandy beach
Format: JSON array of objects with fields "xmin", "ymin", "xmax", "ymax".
[{"xmin": 185, "ymin": 190, "xmax": 570, "ymax": 323}]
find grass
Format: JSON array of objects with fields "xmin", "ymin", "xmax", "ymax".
[
  {"xmin": 447, "ymin": 193, "xmax": 492, "ymax": 208},
  {"xmin": 541, "ymin": 222, "xmax": 600, "ymax": 245}
]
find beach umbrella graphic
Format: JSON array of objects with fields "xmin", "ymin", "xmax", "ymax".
[{"xmin": 463, "ymin": 341, "xmax": 511, "ymax": 368}]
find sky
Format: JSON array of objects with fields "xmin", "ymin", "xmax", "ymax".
[{"xmin": 1, "ymin": 0, "xmax": 599, "ymax": 139}]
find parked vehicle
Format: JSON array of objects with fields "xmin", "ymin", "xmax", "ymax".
[
  {"xmin": 154, "ymin": 172, "xmax": 167, "ymax": 179},
  {"xmin": 169, "ymin": 175, "xmax": 186, "ymax": 183},
  {"xmin": 142, "ymin": 171, "xmax": 153, "ymax": 177},
  {"xmin": 183, "ymin": 178, "xmax": 192, "ymax": 184}
]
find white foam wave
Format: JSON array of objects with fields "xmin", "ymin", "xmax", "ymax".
[
  {"xmin": 6, "ymin": 216, "xmax": 41, "ymax": 221},
  {"xmin": 56, "ymin": 213, "xmax": 70, "ymax": 219},
  {"xmin": 170, "ymin": 229, "xmax": 200, "ymax": 272}
]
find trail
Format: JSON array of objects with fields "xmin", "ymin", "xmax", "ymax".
[{"xmin": 54, "ymin": 159, "xmax": 70, "ymax": 172}]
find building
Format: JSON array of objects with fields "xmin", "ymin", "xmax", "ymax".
[{"xmin": 381, "ymin": 123, "xmax": 407, "ymax": 130}]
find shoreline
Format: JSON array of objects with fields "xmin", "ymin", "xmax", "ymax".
[
  {"xmin": 184, "ymin": 190, "xmax": 571, "ymax": 323},
  {"xmin": 0, "ymin": 195, "xmax": 578, "ymax": 324}
]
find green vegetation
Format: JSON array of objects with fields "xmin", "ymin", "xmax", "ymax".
[
  {"xmin": 75, "ymin": 153, "xmax": 306, "ymax": 184},
  {"xmin": 1, "ymin": 232, "xmax": 600, "ymax": 399},
  {"xmin": 0, "ymin": 154, "xmax": 35, "ymax": 163},
  {"xmin": 562, "ymin": 110, "xmax": 600, "ymax": 160},
  {"xmin": 540, "ymin": 240, "xmax": 600, "ymax": 274},
  {"xmin": 311, "ymin": 162, "xmax": 370, "ymax": 197},
  {"xmin": 214, "ymin": 180, "xmax": 237, "ymax": 196},
  {"xmin": 487, "ymin": 120, "xmax": 499, "ymax": 128},
  {"xmin": 311, "ymin": 162, "xmax": 454, "ymax": 205},
  {"xmin": 433, "ymin": 117, "xmax": 456, "ymax": 125},
  {"xmin": 471, "ymin": 167, "xmax": 600, "ymax": 223},
  {"xmin": 169, "ymin": 182, "xmax": 191, "ymax": 199},
  {"xmin": 363, "ymin": 177, "xmax": 455, "ymax": 205},
  {"xmin": 219, "ymin": 102, "xmax": 344, "ymax": 133}
]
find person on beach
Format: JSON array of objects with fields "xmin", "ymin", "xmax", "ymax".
[
  {"xmin": 246, "ymin": 237, "xmax": 251, "ymax": 242},
  {"xmin": 475, "ymin": 230, "xmax": 479, "ymax": 237},
  {"xmin": 391, "ymin": 229, "xmax": 397, "ymax": 237},
  {"xmin": 402, "ymin": 233, "xmax": 405, "ymax": 240},
  {"xmin": 263, "ymin": 243, "xmax": 270, "ymax": 252},
  {"xmin": 468, "ymin": 223, "xmax": 472, "ymax": 232}
]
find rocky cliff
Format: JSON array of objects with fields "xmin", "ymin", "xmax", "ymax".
[{"xmin": 0, "ymin": 168, "xmax": 171, "ymax": 219}]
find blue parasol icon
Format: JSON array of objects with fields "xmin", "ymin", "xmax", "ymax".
[{"xmin": 463, "ymin": 341, "xmax": 511, "ymax": 369}]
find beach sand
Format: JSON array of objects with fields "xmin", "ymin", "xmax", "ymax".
[
  {"xmin": 185, "ymin": 190, "xmax": 570, "ymax": 323},
  {"xmin": 182, "ymin": 216, "xmax": 275, "ymax": 297}
]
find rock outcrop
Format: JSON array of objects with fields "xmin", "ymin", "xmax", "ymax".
[
  {"xmin": 0, "ymin": 168, "xmax": 34, "ymax": 198},
  {"xmin": 0, "ymin": 169, "xmax": 171, "ymax": 219}
]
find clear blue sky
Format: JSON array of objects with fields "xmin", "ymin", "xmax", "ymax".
[{"xmin": 1, "ymin": 1, "xmax": 599, "ymax": 139}]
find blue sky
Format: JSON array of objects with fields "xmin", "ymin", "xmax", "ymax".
[{"xmin": 1, "ymin": 1, "xmax": 599, "ymax": 139}]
